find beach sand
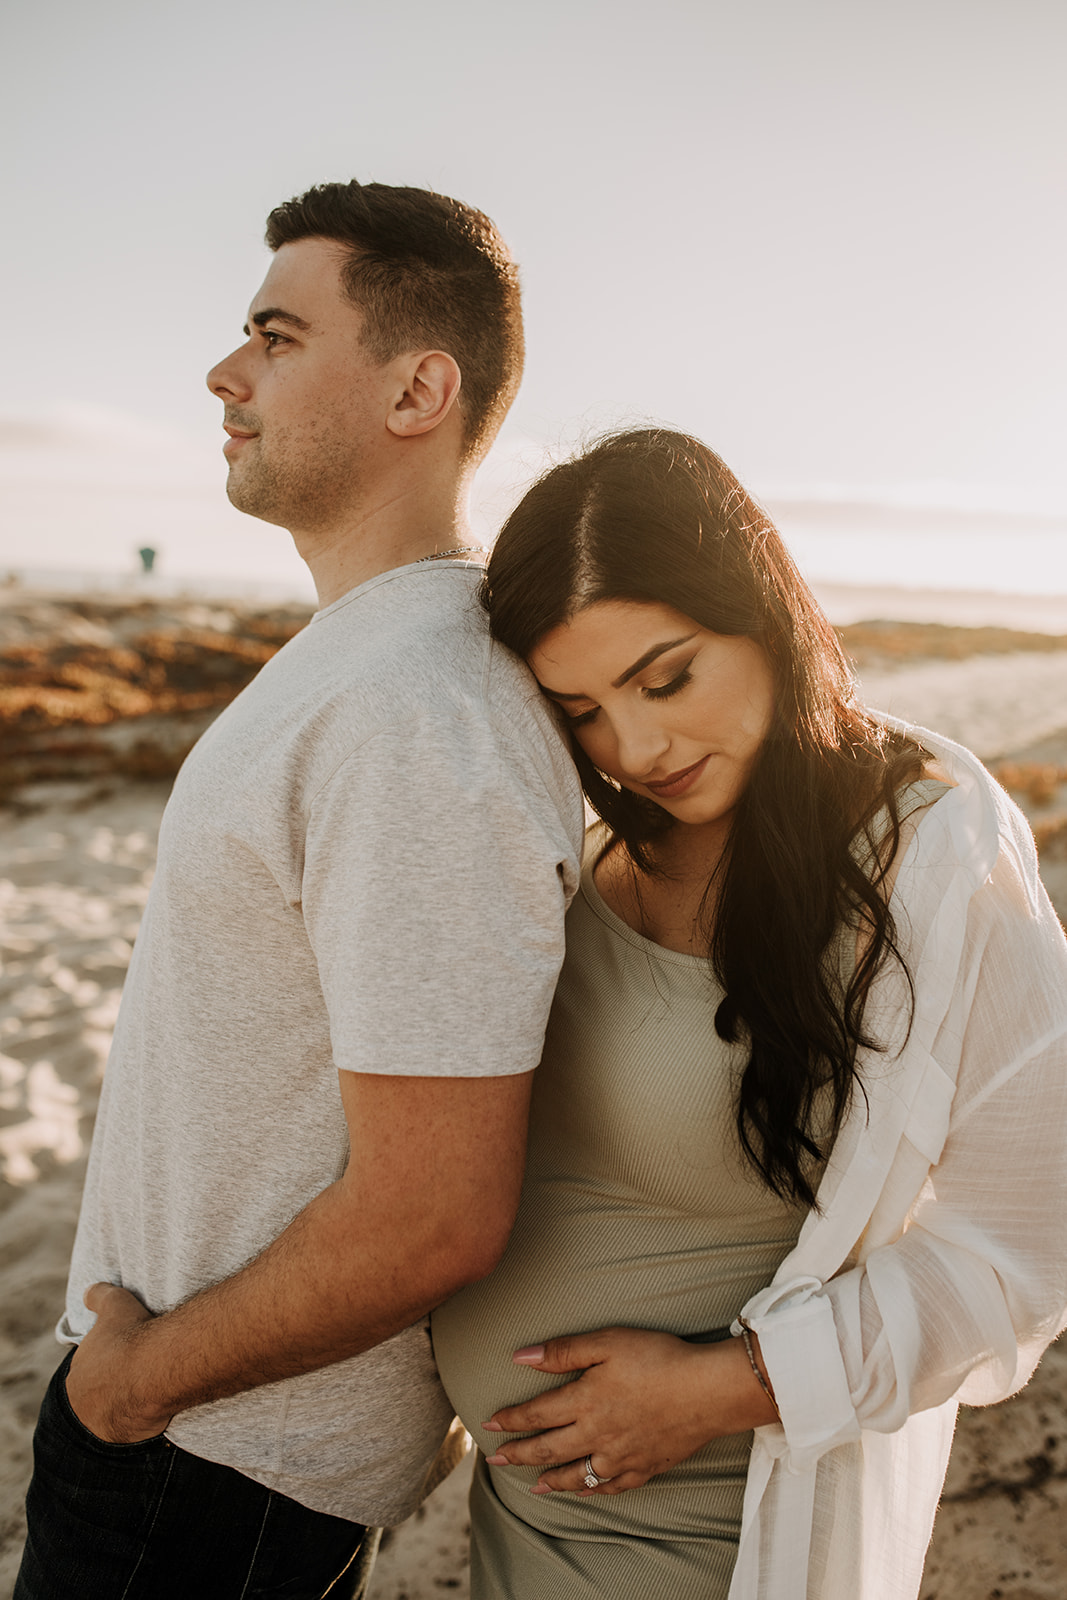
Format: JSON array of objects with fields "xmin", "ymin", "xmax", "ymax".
[{"xmin": 2, "ymin": 590, "xmax": 1066, "ymax": 1598}]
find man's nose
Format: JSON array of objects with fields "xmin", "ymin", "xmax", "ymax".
[{"xmin": 206, "ymin": 348, "xmax": 251, "ymax": 403}]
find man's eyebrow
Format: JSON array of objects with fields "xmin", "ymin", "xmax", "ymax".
[
  {"xmin": 242, "ymin": 307, "xmax": 313, "ymax": 336},
  {"xmin": 541, "ymin": 633, "xmax": 698, "ymax": 700}
]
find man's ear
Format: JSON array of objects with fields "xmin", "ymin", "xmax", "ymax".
[{"xmin": 386, "ymin": 350, "xmax": 463, "ymax": 438}]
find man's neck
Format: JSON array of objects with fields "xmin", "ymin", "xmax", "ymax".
[{"xmin": 295, "ymin": 477, "xmax": 474, "ymax": 609}]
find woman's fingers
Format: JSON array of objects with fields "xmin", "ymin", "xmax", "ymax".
[
  {"xmin": 484, "ymin": 1439, "xmax": 652, "ymax": 1496},
  {"xmin": 481, "ymin": 1326, "xmax": 760, "ymax": 1495},
  {"xmin": 485, "ymin": 1422, "xmax": 582, "ymax": 1469},
  {"xmin": 485, "ymin": 1385, "xmax": 580, "ymax": 1437},
  {"xmin": 512, "ymin": 1332, "xmax": 603, "ymax": 1372},
  {"xmin": 485, "ymin": 1326, "xmax": 631, "ymax": 1435},
  {"xmin": 534, "ymin": 1463, "xmax": 650, "ymax": 1496}
]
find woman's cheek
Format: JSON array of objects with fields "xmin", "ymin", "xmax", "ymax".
[{"xmin": 575, "ymin": 726, "xmax": 615, "ymax": 777}]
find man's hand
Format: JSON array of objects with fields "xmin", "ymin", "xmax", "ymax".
[{"xmin": 64, "ymin": 1283, "xmax": 170, "ymax": 1444}]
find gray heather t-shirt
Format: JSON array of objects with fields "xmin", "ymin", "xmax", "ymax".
[{"xmin": 61, "ymin": 562, "xmax": 584, "ymax": 1525}]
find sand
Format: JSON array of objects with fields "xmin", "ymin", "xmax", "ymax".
[{"xmin": 2, "ymin": 591, "xmax": 1067, "ymax": 1599}]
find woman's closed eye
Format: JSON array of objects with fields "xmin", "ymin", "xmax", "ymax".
[
  {"xmin": 643, "ymin": 666, "xmax": 693, "ymax": 702},
  {"xmin": 563, "ymin": 704, "xmax": 599, "ymax": 729},
  {"xmin": 557, "ymin": 665, "xmax": 694, "ymax": 728}
]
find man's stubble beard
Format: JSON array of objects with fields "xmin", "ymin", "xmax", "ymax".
[{"xmin": 225, "ymin": 436, "xmax": 362, "ymax": 534}]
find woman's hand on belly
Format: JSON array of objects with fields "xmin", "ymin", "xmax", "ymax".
[{"xmin": 482, "ymin": 1325, "xmax": 779, "ymax": 1496}]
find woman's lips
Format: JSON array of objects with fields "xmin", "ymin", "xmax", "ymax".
[{"xmin": 642, "ymin": 755, "xmax": 710, "ymax": 799}]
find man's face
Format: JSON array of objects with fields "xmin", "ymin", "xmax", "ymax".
[{"xmin": 206, "ymin": 237, "xmax": 395, "ymax": 531}]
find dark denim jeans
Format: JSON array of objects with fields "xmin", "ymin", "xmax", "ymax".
[{"xmin": 14, "ymin": 1350, "xmax": 381, "ymax": 1600}]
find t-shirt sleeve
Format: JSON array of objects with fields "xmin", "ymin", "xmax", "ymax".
[{"xmin": 300, "ymin": 707, "xmax": 578, "ymax": 1078}]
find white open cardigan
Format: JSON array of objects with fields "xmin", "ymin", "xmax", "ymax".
[{"xmin": 729, "ymin": 721, "xmax": 1067, "ymax": 1599}]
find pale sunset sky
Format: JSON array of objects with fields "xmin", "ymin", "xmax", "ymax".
[{"xmin": 1, "ymin": 0, "xmax": 1064, "ymax": 595}]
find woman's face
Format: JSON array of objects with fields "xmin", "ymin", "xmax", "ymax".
[{"xmin": 528, "ymin": 600, "xmax": 776, "ymax": 829}]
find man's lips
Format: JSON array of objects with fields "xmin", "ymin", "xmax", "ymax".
[
  {"xmin": 642, "ymin": 755, "xmax": 710, "ymax": 799},
  {"xmin": 222, "ymin": 425, "xmax": 258, "ymax": 455}
]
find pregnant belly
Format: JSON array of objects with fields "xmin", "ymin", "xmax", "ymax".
[{"xmin": 431, "ymin": 1187, "xmax": 796, "ymax": 1462}]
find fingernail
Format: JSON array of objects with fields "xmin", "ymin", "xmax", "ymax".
[
  {"xmin": 484, "ymin": 1453, "xmax": 509, "ymax": 1466},
  {"xmin": 482, "ymin": 1421, "xmax": 502, "ymax": 1432},
  {"xmin": 530, "ymin": 1484, "xmax": 552, "ymax": 1494},
  {"xmin": 513, "ymin": 1345, "xmax": 545, "ymax": 1364}
]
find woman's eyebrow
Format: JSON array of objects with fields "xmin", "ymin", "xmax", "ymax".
[
  {"xmin": 539, "ymin": 633, "xmax": 698, "ymax": 700},
  {"xmin": 612, "ymin": 633, "xmax": 697, "ymax": 688}
]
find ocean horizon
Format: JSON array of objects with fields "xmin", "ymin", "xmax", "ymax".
[
  {"xmin": 3, "ymin": 410, "xmax": 1066, "ymax": 617},
  {"xmin": 5, "ymin": 555, "xmax": 1067, "ymax": 638}
]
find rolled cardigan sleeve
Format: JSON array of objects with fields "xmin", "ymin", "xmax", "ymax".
[{"xmin": 737, "ymin": 788, "xmax": 1067, "ymax": 1472}]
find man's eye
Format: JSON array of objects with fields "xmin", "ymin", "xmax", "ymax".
[{"xmin": 262, "ymin": 330, "xmax": 289, "ymax": 349}]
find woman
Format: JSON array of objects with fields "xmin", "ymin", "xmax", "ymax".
[{"xmin": 430, "ymin": 429, "xmax": 1067, "ymax": 1599}]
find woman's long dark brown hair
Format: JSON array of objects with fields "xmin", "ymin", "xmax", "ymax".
[{"xmin": 484, "ymin": 428, "xmax": 926, "ymax": 1207}]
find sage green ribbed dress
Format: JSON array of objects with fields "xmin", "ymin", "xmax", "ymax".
[{"xmin": 432, "ymin": 788, "xmax": 944, "ymax": 1599}]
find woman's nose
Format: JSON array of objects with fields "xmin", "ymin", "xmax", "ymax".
[{"xmin": 615, "ymin": 712, "xmax": 671, "ymax": 779}]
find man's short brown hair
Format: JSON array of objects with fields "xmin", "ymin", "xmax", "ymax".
[{"xmin": 266, "ymin": 181, "xmax": 524, "ymax": 460}]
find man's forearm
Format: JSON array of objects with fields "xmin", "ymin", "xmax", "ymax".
[
  {"xmin": 148, "ymin": 1178, "xmax": 461, "ymax": 1414},
  {"xmin": 71, "ymin": 1174, "xmax": 481, "ymax": 1441},
  {"xmin": 68, "ymin": 1070, "xmax": 534, "ymax": 1442}
]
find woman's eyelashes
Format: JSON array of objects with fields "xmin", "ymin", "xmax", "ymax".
[
  {"xmin": 644, "ymin": 665, "xmax": 693, "ymax": 702},
  {"xmin": 564, "ymin": 705, "xmax": 599, "ymax": 729},
  {"xmin": 560, "ymin": 663, "xmax": 696, "ymax": 728}
]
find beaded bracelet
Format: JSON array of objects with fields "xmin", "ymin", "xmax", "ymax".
[{"xmin": 738, "ymin": 1323, "xmax": 782, "ymax": 1421}]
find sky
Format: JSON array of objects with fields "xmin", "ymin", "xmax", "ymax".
[{"xmin": 1, "ymin": 0, "xmax": 1064, "ymax": 595}]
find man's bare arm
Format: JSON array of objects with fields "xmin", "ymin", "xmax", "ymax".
[{"xmin": 66, "ymin": 1069, "xmax": 533, "ymax": 1442}]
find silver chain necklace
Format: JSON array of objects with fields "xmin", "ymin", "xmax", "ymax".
[{"xmin": 415, "ymin": 546, "xmax": 487, "ymax": 563}]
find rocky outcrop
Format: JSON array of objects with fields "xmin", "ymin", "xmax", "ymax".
[{"xmin": 0, "ymin": 595, "xmax": 313, "ymax": 792}]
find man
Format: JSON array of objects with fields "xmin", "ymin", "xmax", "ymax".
[{"xmin": 16, "ymin": 181, "xmax": 583, "ymax": 1599}]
